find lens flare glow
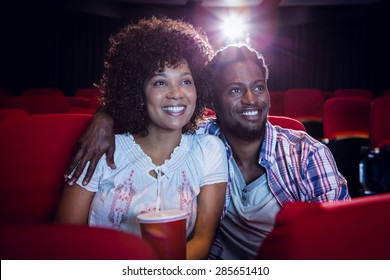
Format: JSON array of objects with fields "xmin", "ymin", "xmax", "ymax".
[{"xmin": 221, "ymin": 17, "xmax": 246, "ymax": 40}]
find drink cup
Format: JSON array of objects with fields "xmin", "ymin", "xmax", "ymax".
[{"xmin": 137, "ymin": 210, "xmax": 187, "ymax": 260}]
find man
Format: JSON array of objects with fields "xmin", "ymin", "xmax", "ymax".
[{"xmin": 65, "ymin": 43, "xmax": 350, "ymax": 259}]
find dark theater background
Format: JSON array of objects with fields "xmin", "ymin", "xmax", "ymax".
[{"xmin": 0, "ymin": 0, "xmax": 389, "ymax": 96}]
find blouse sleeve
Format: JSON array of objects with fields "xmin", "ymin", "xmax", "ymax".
[
  {"xmin": 197, "ymin": 134, "xmax": 229, "ymax": 187},
  {"xmin": 74, "ymin": 156, "xmax": 106, "ymax": 193}
]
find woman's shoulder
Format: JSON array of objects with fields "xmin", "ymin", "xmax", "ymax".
[
  {"xmin": 184, "ymin": 134, "xmax": 226, "ymax": 154},
  {"xmin": 114, "ymin": 133, "xmax": 135, "ymax": 149},
  {"xmin": 187, "ymin": 133, "xmax": 224, "ymax": 145}
]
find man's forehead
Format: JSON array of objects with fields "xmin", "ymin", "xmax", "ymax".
[{"xmin": 220, "ymin": 61, "xmax": 265, "ymax": 83}]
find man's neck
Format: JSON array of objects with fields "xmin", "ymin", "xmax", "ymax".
[{"xmin": 224, "ymin": 133, "xmax": 265, "ymax": 185}]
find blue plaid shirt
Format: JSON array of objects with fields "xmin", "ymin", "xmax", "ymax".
[{"xmin": 198, "ymin": 119, "xmax": 350, "ymax": 259}]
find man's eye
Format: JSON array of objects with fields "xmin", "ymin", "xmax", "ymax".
[
  {"xmin": 229, "ymin": 88, "xmax": 241, "ymax": 94},
  {"xmin": 254, "ymin": 84, "xmax": 266, "ymax": 92}
]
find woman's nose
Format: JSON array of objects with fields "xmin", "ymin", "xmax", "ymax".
[{"xmin": 167, "ymin": 85, "xmax": 184, "ymax": 99}]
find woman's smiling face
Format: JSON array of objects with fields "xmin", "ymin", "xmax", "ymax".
[{"xmin": 144, "ymin": 60, "xmax": 197, "ymax": 133}]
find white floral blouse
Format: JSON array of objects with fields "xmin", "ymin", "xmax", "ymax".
[{"xmin": 76, "ymin": 133, "xmax": 228, "ymax": 237}]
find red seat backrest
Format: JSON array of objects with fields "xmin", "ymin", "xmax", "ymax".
[
  {"xmin": 323, "ymin": 97, "xmax": 371, "ymax": 140},
  {"xmin": 0, "ymin": 224, "xmax": 157, "ymax": 260},
  {"xmin": 269, "ymin": 91, "xmax": 286, "ymax": 116},
  {"xmin": 370, "ymin": 96, "xmax": 390, "ymax": 149},
  {"xmin": 284, "ymin": 88, "xmax": 324, "ymax": 121},
  {"xmin": 0, "ymin": 114, "xmax": 93, "ymax": 225},
  {"xmin": 1, "ymin": 95, "xmax": 70, "ymax": 114},
  {"xmin": 21, "ymin": 88, "xmax": 64, "ymax": 96},
  {"xmin": 66, "ymin": 96, "xmax": 90, "ymax": 108},
  {"xmin": 268, "ymin": 115, "xmax": 306, "ymax": 131},
  {"xmin": 75, "ymin": 88, "xmax": 101, "ymax": 99},
  {"xmin": 0, "ymin": 108, "xmax": 28, "ymax": 124},
  {"xmin": 257, "ymin": 193, "xmax": 390, "ymax": 260},
  {"xmin": 333, "ymin": 88, "xmax": 374, "ymax": 100},
  {"xmin": 75, "ymin": 88, "xmax": 101, "ymax": 109}
]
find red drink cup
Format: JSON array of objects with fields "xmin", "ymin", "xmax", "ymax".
[{"xmin": 137, "ymin": 210, "xmax": 187, "ymax": 260}]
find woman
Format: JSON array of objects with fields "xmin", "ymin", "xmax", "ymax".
[{"xmin": 55, "ymin": 16, "xmax": 228, "ymax": 260}]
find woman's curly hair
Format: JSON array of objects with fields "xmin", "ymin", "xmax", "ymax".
[{"xmin": 98, "ymin": 16, "xmax": 214, "ymax": 135}]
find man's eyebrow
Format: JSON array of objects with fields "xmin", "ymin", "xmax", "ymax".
[
  {"xmin": 253, "ymin": 79, "xmax": 266, "ymax": 83},
  {"xmin": 225, "ymin": 79, "xmax": 265, "ymax": 86},
  {"xmin": 225, "ymin": 82, "xmax": 244, "ymax": 87}
]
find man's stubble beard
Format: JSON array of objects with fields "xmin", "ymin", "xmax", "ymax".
[{"xmin": 223, "ymin": 119, "xmax": 266, "ymax": 142}]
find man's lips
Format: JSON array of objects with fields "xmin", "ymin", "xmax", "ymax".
[{"xmin": 239, "ymin": 109, "xmax": 260, "ymax": 116}]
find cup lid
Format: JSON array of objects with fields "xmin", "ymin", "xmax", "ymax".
[{"xmin": 137, "ymin": 210, "xmax": 187, "ymax": 223}]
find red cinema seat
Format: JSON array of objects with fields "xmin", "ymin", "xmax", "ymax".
[
  {"xmin": 322, "ymin": 97, "xmax": 371, "ymax": 197},
  {"xmin": 323, "ymin": 97, "xmax": 371, "ymax": 141},
  {"xmin": 269, "ymin": 91, "xmax": 285, "ymax": 116},
  {"xmin": 75, "ymin": 87, "xmax": 101, "ymax": 99},
  {"xmin": 1, "ymin": 95, "xmax": 69, "ymax": 114},
  {"xmin": 21, "ymin": 87, "xmax": 64, "ymax": 96},
  {"xmin": 66, "ymin": 96, "xmax": 90, "ymax": 108},
  {"xmin": 0, "ymin": 224, "xmax": 157, "ymax": 260},
  {"xmin": 333, "ymin": 88, "xmax": 374, "ymax": 100},
  {"xmin": 0, "ymin": 108, "xmax": 28, "ymax": 124},
  {"xmin": 359, "ymin": 96, "xmax": 390, "ymax": 194},
  {"xmin": 75, "ymin": 87, "xmax": 101, "ymax": 109},
  {"xmin": 284, "ymin": 88, "xmax": 324, "ymax": 139},
  {"xmin": 257, "ymin": 193, "xmax": 390, "ymax": 260},
  {"xmin": 0, "ymin": 114, "xmax": 93, "ymax": 225},
  {"xmin": 268, "ymin": 115, "xmax": 306, "ymax": 131},
  {"xmin": 370, "ymin": 96, "xmax": 390, "ymax": 150}
]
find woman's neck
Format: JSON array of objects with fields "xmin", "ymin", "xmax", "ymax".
[{"xmin": 133, "ymin": 129, "xmax": 182, "ymax": 166}]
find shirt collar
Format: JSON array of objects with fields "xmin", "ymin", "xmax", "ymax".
[
  {"xmin": 205, "ymin": 119, "xmax": 277, "ymax": 167},
  {"xmin": 259, "ymin": 121, "xmax": 278, "ymax": 167}
]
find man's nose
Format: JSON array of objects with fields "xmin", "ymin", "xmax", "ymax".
[{"xmin": 241, "ymin": 90, "xmax": 256, "ymax": 105}]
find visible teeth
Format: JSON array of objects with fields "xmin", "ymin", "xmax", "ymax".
[
  {"xmin": 240, "ymin": 110, "xmax": 259, "ymax": 116},
  {"xmin": 162, "ymin": 106, "xmax": 185, "ymax": 112}
]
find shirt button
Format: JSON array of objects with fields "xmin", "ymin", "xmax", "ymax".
[
  {"xmin": 243, "ymin": 189, "xmax": 247, "ymax": 193},
  {"xmin": 242, "ymin": 196, "xmax": 246, "ymax": 200}
]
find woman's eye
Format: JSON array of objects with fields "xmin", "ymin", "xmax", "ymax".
[
  {"xmin": 153, "ymin": 81, "xmax": 166, "ymax": 86},
  {"xmin": 181, "ymin": 79, "xmax": 192, "ymax": 85}
]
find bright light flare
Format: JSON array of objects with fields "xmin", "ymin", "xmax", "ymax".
[{"xmin": 221, "ymin": 17, "xmax": 246, "ymax": 40}]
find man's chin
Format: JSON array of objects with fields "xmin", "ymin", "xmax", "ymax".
[
  {"xmin": 219, "ymin": 118, "xmax": 266, "ymax": 141},
  {"xmin": 237, "ymin": 128, "xmax": 262, "ymax": 141}
]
